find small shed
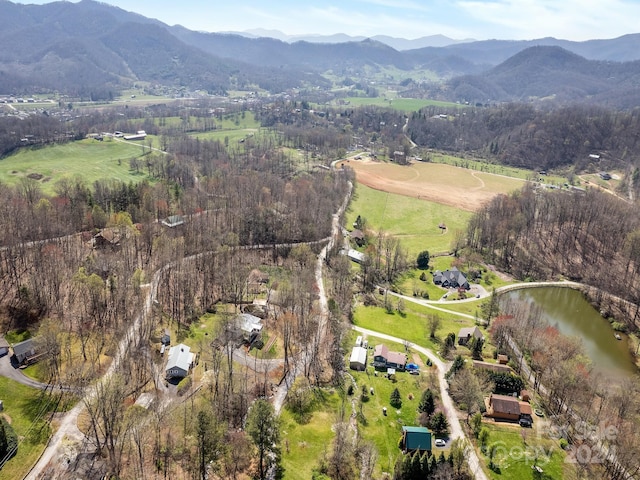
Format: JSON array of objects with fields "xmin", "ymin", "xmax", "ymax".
[
  {"xmin": 349, "ymin": 346, "xmax": 368, "ymax": 371},
  {"xmin": 520, "ymin": 389, "xmax": 531, "ymax": 402},
  {"xmin": 497, "ymin": 354, "xmax": 509, "ymax": 364}
]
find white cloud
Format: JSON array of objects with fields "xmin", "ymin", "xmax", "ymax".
[{"xmin": 457, "ymin": 0, "xmax": 640, "ymax": 40}]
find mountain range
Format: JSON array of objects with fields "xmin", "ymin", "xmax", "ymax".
[{"xmin": 1, "ymin": 0, "xmax": 640, "ymax": 107}]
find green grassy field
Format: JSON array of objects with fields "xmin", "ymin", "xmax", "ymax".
[
  {"xmin": 0, "ymin": 378, "xmax": 57, "ymax": 480},
  {"xmin": 334, "ymin": 96, "xmax": 463, "ymax": 112},
  {"xmin": 428, "ymin": 153, "xmax": 567, "ymax": 184},
  {"xmin": 480, "ymin": 422, "xmax": 570, "ymax": 480},
  {"xmin": 280, "ymin": 390, "xmax": 343, "ymax": 479},
  {"xmin": 352, "ymin": 301, "xmax": 478, "ymax": 355},
  {"xmin": 0, "ymin": 138, "xmax": 155, "ymax": 194},
  {"xmin": 346, "ymin": 184, "xmax": 472, "ymax": 258}
]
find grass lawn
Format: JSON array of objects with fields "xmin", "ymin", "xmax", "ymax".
[
  {"xmin": 280, "ymin": 389, "xmax": 343, "ymax": 479},
  {"xmin": 426, "ymin": 153, "xmax": 559, "ymax": 182},
  {"xmin": 346, "ymin": 184, "xmax": 472, "ymax": 258},
  {"xmin": 352, "ymin": 302, "xmax": 477, "ymax": 355},
  {"xmin": 334, "ymin": 96, "xmax": 464, "ymax": 112},
  {"xmin": 0, "ymin": 138, "xmax": 155, "ymax": 194},
  {"xmin": 348, "ymin": 333, "xmax": 441, "ymax": 476},
  {"xmin": 480, "ymin": 422, "xmax": 572, "ymax": 480},
  {"xmin": 0, "ymin": 378, "xmax": 60, "ymax": 480}
]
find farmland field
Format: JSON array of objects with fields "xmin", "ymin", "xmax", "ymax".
[
  {"xmin": 340, "ymin": 158, "xmax": 525, "ymax": 212},
  {"xmin": 0, "ymin": 138, "xmax": 155, "ymax": 193},
  {"xmin": 345, "ymin": 183, "xmax": 472, "ymax": 257}
]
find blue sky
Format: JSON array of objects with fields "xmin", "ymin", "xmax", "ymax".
[{"xmin": 15, "ymin": 0, "xmax": 640, "ymax": 41}]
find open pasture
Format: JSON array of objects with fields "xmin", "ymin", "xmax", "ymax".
[
  {"xmin": 334, "ymin": 96, "xmax": 463, "ymax": 112},
  {"xmin": 0, "ymin": 138, "xmax": 154, "ymax": 193},
  {"xmin": 346, "ymin": 184, "xmax": 471, "ymax": 257},
  {"xmin": 340, "ymin": 158, "xmax": 525, "ymax": 212}
]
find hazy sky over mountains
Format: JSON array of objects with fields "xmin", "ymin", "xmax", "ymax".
[{"xmin": 14, "ymin": 0, "xmax": 640, "ymax": 41}]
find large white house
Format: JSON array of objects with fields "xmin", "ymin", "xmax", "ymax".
[{"xmin": 165, "ymin": 343, "xmax": 195, "ymax": 379}]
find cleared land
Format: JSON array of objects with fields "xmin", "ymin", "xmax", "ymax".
[
  {"xmin": 0, "ymin": 138, "xmax": 155, "ymax": 193},
  {"xmin": 340, "ymin": 158, "xmax": 525, "ymax": 212},
  {"xmin": 346, "ymin": 184, "xmax": 471, "ymax": 257}
]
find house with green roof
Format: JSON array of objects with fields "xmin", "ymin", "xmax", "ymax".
[{"xmin": 400, "ymin": 426, "xmax": 432, "ymax": 454}]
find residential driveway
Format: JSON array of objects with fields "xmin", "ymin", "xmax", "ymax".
[{"xmin": 0, "ymin": 353, "xmax": 50, "ymax": 390}]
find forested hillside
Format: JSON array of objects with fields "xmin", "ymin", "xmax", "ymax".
[
  {"xmin": 467, "ymin": 186, "xmax": 640, "ymax": 324},
  {"xmin": 408, "ymin": 103, "xmax": 640, "ymax": 177}
]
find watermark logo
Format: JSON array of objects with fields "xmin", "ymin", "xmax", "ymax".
[{"xmin": 563, "ymin": 421, "xmax": 617, "ymax": 465}]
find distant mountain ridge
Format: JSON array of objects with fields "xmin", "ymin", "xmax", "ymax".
[
  {"xmin": 236, "ymin": 30, "xmax": 473, "ymax": 50},
  {"xmin": 1, "ymin": 0, "xmax": 640, "ymax": 107}
]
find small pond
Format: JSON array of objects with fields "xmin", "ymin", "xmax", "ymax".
[{"xmin": 501, "ymin": 287, "xmax": 637, "ymax": 377}]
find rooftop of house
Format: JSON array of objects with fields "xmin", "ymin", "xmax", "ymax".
[
  {"xmin": 12, "ymin": 338, "xmax": 35, "ymax": 357},
  {"xmin": 166, "ymin": 343, "xmax": 194, "ymax": 372},
  {"xmin": 374, "ymin": 344, "xmax": 389, "ymax": 358},
  {"xmin": 458, "ymin": 326, "xmax": 483, "ymax": 339},
  {"xmin": 386, "ymin": 351, "xmax": 407, "ymax": 366},
  {"xmin": 490, "ymin": 394, "xmax": 521, "ymax": 415},
  {"xmin": 402, "ymin": 426, "xmax": 432, "ymax": 451}
]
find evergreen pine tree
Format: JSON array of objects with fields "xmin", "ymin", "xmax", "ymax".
[
  {"xmin": 418, "ymin": 388, "xmax": 435, "ymax": 417},
  {"xmin": 390, "ymin": 388, "xmax": 402, "ymax": 408}
]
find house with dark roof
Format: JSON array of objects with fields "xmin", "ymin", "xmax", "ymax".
[
  {"xmin": 400, "ymin": 426, "xmax": 432, "ymax": 454},
  {"xmin": 12, "ymin": 338, "xmax": 39, "ymax": 365},
  {"xmin": 458, "ymin": 326, "xmax": 484, "ymax": 346},
  {"xmin": 485, "ymin": 393, "xmax": 533, "ymax": 425},
  {"xmin": 373, "ymin": 344, "xmax": 407, "ymax": 371},
  {"xmin": 433, "ymin": 267, "xmax": 470, "ymax": 290},
  {"xmin": 350, "ymin": 229, "xmax": 365, "ymax": 247}
]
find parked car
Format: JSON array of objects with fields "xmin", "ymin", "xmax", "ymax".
[
  {"xmin": 519, "ymin": 417, "xmax": 532, "ymax": 428},
  {"xmin": 435, "ymin": 439, "xmax": 446, "ymax": 447},
  {"xmin": 409, "ymin": 370, "xmax": 420, "ymax": 375}
]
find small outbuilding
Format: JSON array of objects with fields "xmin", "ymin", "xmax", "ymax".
[
  {"xmin": 349, "ymin": 346, "xmax": 368, "ymax": 371},
  {"xmin": 458, "ymin": 326, "xmax": 483, "ymax": 346},
  {"xmin": 400, "ymin": 426, "xmax": 432, "ymax": 454}
]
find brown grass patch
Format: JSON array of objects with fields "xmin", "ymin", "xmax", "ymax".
[{"xmin": 339, "ymin": 159, "xmax": 525, "ymax": 211}]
